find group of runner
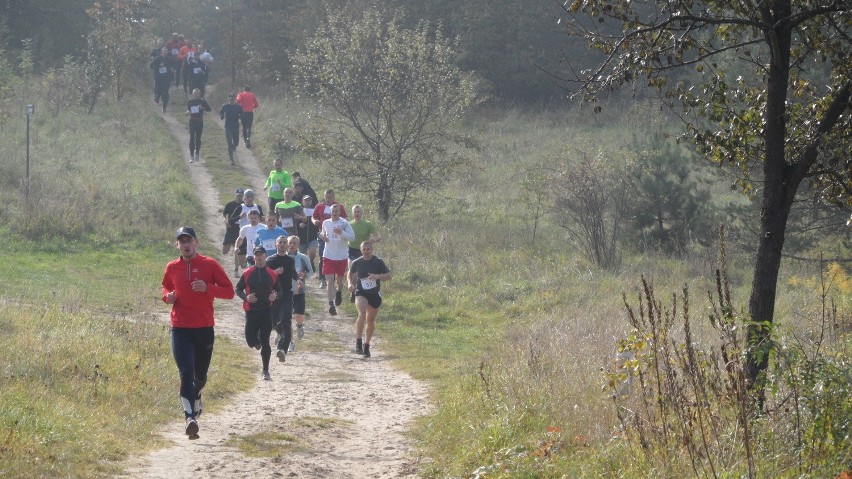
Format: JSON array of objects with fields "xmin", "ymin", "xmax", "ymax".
[
  {"xmin": 150, "ymin": 33, "xmax": 259, "ymax": 164},
  {"xmin": 149, "ymin": 33, "xmax": 212, "ymax": 113},
  {"xmin": 161, "ymin": 137, "xmax": 392, "ymax": 438}
]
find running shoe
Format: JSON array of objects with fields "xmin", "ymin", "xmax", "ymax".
[
  {"xmin": 246, "ymin": 138, "xmax": 251, "ymax": 149},
  {"xmin": 355, "ymin": 338, "xmax": 363, "ymax": 354},
  {"xmin": 320, "ymin": 279, "xmax": 327, "ymax": 289},
  {"xmin": 297, "ymin": 325, "xmax": 304, "ymax": 339},
  {"xmin": 363, "ymin": 344, "xmax": 371, "ymax": 359},
  {"xmin": 189, "ymin": 156, "xmax": 194, "ymax": 164},
  {"xmin": 262, "ymin": 370, "xmax": 271, "ymax": 380},
  {"xmin": 194, "ymin": 397, "xmax": 203, "ymax": 418},
  {"xmin": 185, "ymin": 417, "xmax": 199, "ymax": 436},
  {"xmin": 335, "ymin": 290, "xmax": 342, "ymax": 306},
  {"xmin": 276, "ymin": 349, "xmax": 286, "ymax": 362},
  {"xmin": 288, "ymin": 341, "xmax": 295, "ymax": 353},
  {"xmin": 328, "ymin": 303, "xmax": 337, "ymax": 316}
]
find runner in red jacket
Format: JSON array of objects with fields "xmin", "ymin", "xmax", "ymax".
[{"xmin": 161, "ymin": 226, "xmax": 234, "ymax": 438}]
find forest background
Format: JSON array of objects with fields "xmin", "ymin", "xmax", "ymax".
[{"xmin": 0, "ymin": 0, "xmax": 850, "ymax": 478}]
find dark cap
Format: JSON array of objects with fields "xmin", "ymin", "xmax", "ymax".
[
  {"xmin": 252, "ymin": 245, "xmax": 267, "ymax": 255},
  {"xmin": 227, "ymin": 93, "xmax": 235, "ymax": 98},
  {"xmin": 176, "ymin": 226, "xmax": 196, "ymax": 239},
  {"xmin": 235, "ymin": 187, "xmax": 244, "ymax": 194}
]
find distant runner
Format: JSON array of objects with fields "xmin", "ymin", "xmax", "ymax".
[
  {"xmin": 311, "ymin": 189, "xmax": 347, "ymax": 289},
  {"xmin": 292, "ymin": 171, "xmax": 318, "ymax": 203},
  {"xmin": 263, "ymin": 158, "xmax": 292, "ymax": 213},
  {"xmin": 266, "ymin": 236, "xmax": 297, "ymax": 361},
  {"xmin": 255, "ymin": 212, "xmax": 287, "ymax": 256},
  {"xmin": 319, "ymin": 203, "xmax": 355, "ymax": 316},
  {"xmin": 219, "ymin": 93, "xmax": 243, "ymax": 164},
  {"xmin": 150, "ymin": 47, "xmax": 173, "ymax": 113},
  {"xmin": 348, "ymin": 241, "xmax": 391, "ymax": 358},
  {"xmin": 297, "ymin": 194, "xmax": 319, "ymax": 271},
  {"xmin": 347, "ymin": 204, "xmax": 381, "ymax": 302},
  {"xmin": 161, "ymin": 226, "xmax": 234, "ymax": 437},
  {"xmin": 235, "ymin": 85, "xmax": 259, "ymax": 148},
  {"xmin": 274, "ymin": 188, "xmax": 304, "ymax": 237},
  {"xmin": 236, "ymin": 209, "xmax": 263, "ymax": 267},
  {"xmin": 287, "ymin": 235, "xmax": 313, "ymax": 342},
  {"xmin": 222, "ymin": 187, "xmax": 244, "ymax": 277},
  {"xmin": 186, "ymin": 88, "xmax": 211, "ymax": 163}
]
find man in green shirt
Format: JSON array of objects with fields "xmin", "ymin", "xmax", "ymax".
[
  {"xmin": 274, "ymin": 188, "xmax": 305, "ymax": 237},
  {"xmin": 263, "ymin": 158, "xmax": 292, "ymax": 213},
  {"xmin": 348, "ymin": 204, "xmax": 382, "ymax": 302}
]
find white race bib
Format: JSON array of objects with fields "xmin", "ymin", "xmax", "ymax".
[
  {"xmin": 324, "ymin": 205, "xmax": 332, "ymax": 215},
  {"xmin": 159, "ymin": 66, "xmax": 168, "ymax": 74},
  {"xmin": 360, "ymin": 278, "xmax": 377, "ymax": 290},
  {"xmin": 193, "ymin": 67, "xmax": 202, "ymax": 75},
  {"xmin": 190, "ymin": 105, "xmax": 200, "ymax": 114},
  {"xmin": 281, "ymin": 217, "xmax": 294, "ymax": 228},
  {"xmin": 303, "ymin": 207, "xmax": 314, "ymax": 217},
  {"xmin": 171, "ymin": 48, "xmax": 179, "ymax": 55},
  {"xmin": 271, "ymin": 183, "xmax": 281, "ymax": 192}
]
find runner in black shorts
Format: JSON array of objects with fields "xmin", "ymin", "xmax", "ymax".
[{"xmin": 347, "ymin": 241, "xmax": 391, "ymax": 359}]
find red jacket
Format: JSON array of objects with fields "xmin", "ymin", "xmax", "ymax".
[
  {"xmin": 235, "ymin": 91, "xmax": 259, "ymax": 113},
  {"xmin": 162, "ymin": 254, "xmax": 234, "ymax": 328}
]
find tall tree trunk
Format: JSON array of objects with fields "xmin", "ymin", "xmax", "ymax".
[{"xmin": 745, "ymin": 2, "xmax": 793, "ymax": 396}]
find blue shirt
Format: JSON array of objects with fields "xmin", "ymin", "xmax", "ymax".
[{"xmin": 254, "ymin": 226, "xmax": 287, "ymax": 256}]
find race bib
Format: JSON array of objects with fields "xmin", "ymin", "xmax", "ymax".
[
  {"xmin": 360, "ymin": 278, "xmax": 377, "ymax": 290},
  {"xmin": 190, "ymin": 105, "xmax": 200, "ymax": 114},
  {"xmin": 271, "ymin": 183, "xmax": 281, "ymax": 192},
  {"xmin": 193, "ymin": 67, "xmax": 202, "ymax": 75},
  {"xmin": 304, "ymin": 207, "xmax": 314, "ymax": 217},
  {"xmin": 159, "ymin": 66, "xmax": 168, "ymax": 74},
  {"xmin": 324, "ymin": 205, "xmax": 332, "ymax": 215},
  {"xmin": 281, "ymin": 217, "xmax": 294, "ymax": 228},
  {"xmin": 171, "ymin": 48, "xmax": 179, "ymax": 55}
]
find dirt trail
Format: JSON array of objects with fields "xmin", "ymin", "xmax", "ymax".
[{"xmin": 120, "ymin": 103, "xmax": 429, "ymax": 479}]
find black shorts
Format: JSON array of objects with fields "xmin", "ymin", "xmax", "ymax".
[
  {"xmin": 356, "ymin": 291, "xmax": 382, "ymax": 309},
  {"xmin": 348, "ymin": 247, "xmax": 361, "ymax": 260},
  {"xmin": 292, "ymin": 293, "xmax": 306, "ymax": 314},
  {"xmin": 223, "ymin": 227, "xmax": 239, "ymax": 246}
]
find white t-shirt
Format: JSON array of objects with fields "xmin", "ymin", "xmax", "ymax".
[
  {"xmin": 321, "ymin": 218, "xmax": 355, "ymax": 261},
  {"xmin": 238, "ymin": 224, "xmax": 263, "ymax": 258},
  {"xmin": 238, "ymin": 203, "xmax": 261, "ymax": 227}
]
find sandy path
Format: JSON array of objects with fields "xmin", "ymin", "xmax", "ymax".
[{"xmin": 120, "ymin": 103, "xmax": 429, "ymax": 479}]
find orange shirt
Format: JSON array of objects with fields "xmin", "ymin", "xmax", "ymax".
[{"xmin": 236, "ymin": 91, "xmax": 259, "ymax": 113}]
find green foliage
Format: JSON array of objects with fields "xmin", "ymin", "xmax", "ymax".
[
  {"xmin": 291, "ymin": 4, "xmax": 483, "ymax": 221},
  {"xmin": 84, "ymin": 0, "xmax": 155, "ymax": 106},
  {"xmin": 626, "ymin": 133, "xmax": 714, "ymax": 253}
]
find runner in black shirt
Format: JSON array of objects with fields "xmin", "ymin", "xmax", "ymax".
[
  {"xmin": 186, "ymin": 88, "xmax": 211, "ymax": 163},
  {"xmin": 219, "ymin": 93, "xmax": 243, "ymax": 165},
  {"xmin": 235, "ymin": 246, "xmax": 282, "ymax": 380},
  {"xmin": 150, "ymin": 47, "xmax": 173, "ymax": 113},
  {"xmin": 266, "ymin": 236, "xmax": 297, "ymax": 362},
  {"xmin": 223, "ymin": 188, "xmax": 244, "ymax": 276}
]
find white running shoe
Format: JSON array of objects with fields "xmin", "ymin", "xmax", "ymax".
[
  {"xmin": 288, "ymin": 341, "xmax": 296, "ymax": 353},
  {"xmin": 262, "ymin": 370, "xmax": 271, "ymax": 380},
  {"xmin": 297, "ymin": 325, "xmax": 304, "ymax": 339}
]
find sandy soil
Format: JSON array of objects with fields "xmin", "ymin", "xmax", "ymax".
[{"xmin": 120, "ymin": 102, "xmax": 430, "ymax": 478}]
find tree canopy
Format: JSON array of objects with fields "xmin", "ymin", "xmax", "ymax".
[
  {"xmin": 559, "ymin": 0, "xmax": 850, "ymax": 390},
  {"xmin": 291, "ymin": 5, "xmax": 482, "ymax": 222}
]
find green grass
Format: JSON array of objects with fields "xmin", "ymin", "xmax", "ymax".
[
  {"xmin": 1, "ymin": 71, "xmax": 847, "ymax": 478},
  {"xmin": 0, "ymin": 79, "xmax": 256, "ymax": 478}
]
